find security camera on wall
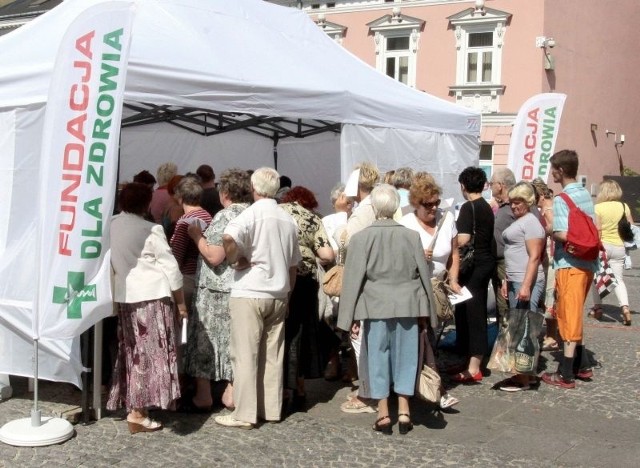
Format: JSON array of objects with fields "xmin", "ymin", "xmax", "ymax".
[{"xmin": 578, "ymin": 175, "xmax": 587, "ymax": 187}]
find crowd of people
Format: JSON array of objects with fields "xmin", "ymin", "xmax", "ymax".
[{"xmin": 103, "ymin": 149, "xmax": 634, "ymax": 435}]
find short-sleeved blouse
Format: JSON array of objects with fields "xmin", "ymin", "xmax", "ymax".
[
  {"xmin": 456, "ymin": 197, "xmax": 495, "ymax": 259},
  {"xmin": 280, "ymin": 202, "xmax": 331, "ymax": 277},
  {"xmin": 400, "ymin": 210, "xmax": 457, "ymax": 277},
  {"xmin": 596, "ymin": 201, "xmax": 631, "ymax": 246},
  {"xmin": 502, "ymin": 212, "xmax": 545, "ymax": 282},
  {"xmin": 196, "ymin": 203, "xmax": 248, "ymax": 292}
]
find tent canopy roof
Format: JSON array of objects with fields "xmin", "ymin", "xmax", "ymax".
[{"xmin": 0, "ymin": 0, "xmax": 479, "ymax": 136}]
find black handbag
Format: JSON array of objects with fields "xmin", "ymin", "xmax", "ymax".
[
  {"xmin": 458, "ymin": 201, "xmax": 476, "ymax": 279},
  {"xmin": 618, "ymin": 202, "xmax": 634, "ymax": 243}
]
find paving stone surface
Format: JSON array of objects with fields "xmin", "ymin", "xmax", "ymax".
[{"xmin": 1, "ymin": 251, "xmax": 640, "ymax": 467}]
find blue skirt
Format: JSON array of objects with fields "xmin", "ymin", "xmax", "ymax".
[{"xmin": 364, "ymin": 318, "xmax": 419, "ymax": 399}]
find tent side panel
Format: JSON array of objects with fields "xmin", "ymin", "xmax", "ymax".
[
  {"xmin": 340, "ymin": 125, "xmax": 479, "ymax": 205},
  {"xmin": 276, "ymin": 133, "xmax": 341, "ymax": 217},
  {"xmin": 119, "ymin": 123, "xmax": 274, "ymax": 184}
]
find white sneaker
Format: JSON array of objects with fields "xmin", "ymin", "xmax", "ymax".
[
  {"xmin": 214, "ymin": 414, "xmax": 253, "ymax": 429},
  {"xmin": 624, "ymin": 256, "xmax": 632, "ymax": 270}
]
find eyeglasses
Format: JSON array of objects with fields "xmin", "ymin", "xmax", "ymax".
[
  {"xmin": 420, "ymin": 199, "xmax": 441, "ymax": 210},
  {"xmin": 488, "ymin": 181, "xmax": 500, "ymax": 186}
]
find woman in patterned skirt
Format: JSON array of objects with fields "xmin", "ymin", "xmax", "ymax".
[
  {"xmin": 280, "ymin": 186, "xmax": 335, "ymax": 413},
  {"xmin": 107, "ymin": 182, "xmax": 187, "ymax": 434},
  {"xmin": 184, "ymin": 169, "xmax": 252, "ymax": 411}
]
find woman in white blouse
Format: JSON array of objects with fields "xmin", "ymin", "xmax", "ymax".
[
  {"xmin": 400, "ymin": 175, "xmax": 461, "ymax": 409},
  {"xmin": 400, "ymin": 176, "xmax": 462, "ymax": 288}
]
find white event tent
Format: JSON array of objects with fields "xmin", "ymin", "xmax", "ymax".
[{"xmin": 0, "ymin": 0, "xmax": 480, "ymax": 386}]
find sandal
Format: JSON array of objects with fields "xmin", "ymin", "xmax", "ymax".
[
  {"xmin": 398, "ymin": 413, "xmax": 413, "ymax": 435},
  {"xmin": 372, "ymin": 415, "xmax": 392, "ymax": 435},
  {"xmin": 340, "ymin": 397, "xmax": 376, "ymax": 413},
  {"xmin": 622, "ymin": 306, "xmax": 632, "ymax": 326},
  {"xmin": 439, "ymin": 393, "xmax": 459, "ymax": 409},
  {"xmin": 588, "ymin": 306, "xmax": 603, "ymax": 320},
  {"xmin": 541, "ymin": 336, "xmax": 559, "ymax": 351},
  {"xmin": 127, "ymin": 417, "xmax": 163, "ymax": 434}
]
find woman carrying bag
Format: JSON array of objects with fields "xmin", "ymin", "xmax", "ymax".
[
  {"xmin": 400, "ymin": 176, "xmax": 460, "ymax": 408},
  {"xmin": 498, "ymin": 182, "xmax": 546, "ymax": 391},
  {"xmin": 588, "ymin": 180, "xmax": 635, "ymax": 326}
]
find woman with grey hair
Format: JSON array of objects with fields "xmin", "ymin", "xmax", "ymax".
[
  {"xmin": 185, "ymin": 169, "xmax": 252, "ymax": 411},
  {"xmin": 391, "ymin": 167, "xmax": 414, "ymax": 208},
  {"xmin": 150, "ymin": 162, "xmax": 178, "ymax": 223},
  {"xmin": 322, "ymin": 183, "xmax": 353, "ymax": 253},
  {"xmin": 338, "ymin": 184, "xmax": 435, "ymax": 435}
]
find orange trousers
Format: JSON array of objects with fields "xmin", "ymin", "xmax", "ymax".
[{"xmin": 555, "ymin": 267, "xmax": 592, "ymax": 342}]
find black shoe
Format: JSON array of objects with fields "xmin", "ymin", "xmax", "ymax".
[
  {"xmin": 398, "ymin": 413, "xmax": 413, "ymax": 435},
  {"xmin": 293, "ymin": 394, "xmax": 307, "ymax": 413},
  {"xmin": 372, "ymin": 415, "xmax": 392, "ymax": 435}
]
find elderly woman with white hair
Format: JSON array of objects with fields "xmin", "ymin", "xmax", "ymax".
[{"xmin": 338, "ymin": 184, "xmax": 436, "ymax": 435}]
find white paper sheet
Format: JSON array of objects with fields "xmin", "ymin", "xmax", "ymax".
[{"xmin": 448, "ymin": 286, "xmax": 472, "ymax": 305}]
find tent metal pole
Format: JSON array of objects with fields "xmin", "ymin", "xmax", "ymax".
[
  {"xmin": 92, "ymin": 320, "xmax": 103, "ymax": 420},
  {"xmin": 31, "ymin": 339, "xmax": 41, "ymax": 427},
  {"xmin": 273, "ymin": 134, "xmax": 279, "ymax": 170},
  {"xmin": 81, "ymin": 330, "xmax": 90, "ymax": 424}
]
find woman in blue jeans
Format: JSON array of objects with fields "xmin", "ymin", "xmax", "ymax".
[{"xmin": 500, "ymin": 181, "xmax": 546, "ymax": 391}]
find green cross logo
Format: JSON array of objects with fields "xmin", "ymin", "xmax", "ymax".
[{"xmin": 52, "ymin": 271, "xmax": 97, "ymax": 319}]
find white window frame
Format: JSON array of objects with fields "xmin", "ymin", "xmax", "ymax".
[
  {"xmin": 453, "ymin": 22, "xmax": 505, "ymax": 87},
  {"xmin": 448, "ymin": 7, "xmax": 511, "ymax": 113},
  {"xmin": 479, "ymin": 143, "xmax": 494, "ymax": 200},
  {"xmin": 368, "ymin": 12, "xmax": 423, "ymax": 88},
  {"xmin": 465, "ymin": 30, "xmax": 495, "ymax": 85},
  {"xmin": 378, "ymin": 33, "xmax": 414, "ymax": 86}
]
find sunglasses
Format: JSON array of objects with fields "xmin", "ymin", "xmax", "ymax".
[{"xmin": 420, "ymin": 199, "xmax": 441, "ymax": 209}]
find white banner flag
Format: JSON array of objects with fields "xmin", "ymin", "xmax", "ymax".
[
  {"xmin": 35, "ymin": 1, "xmax": 135, "ymax": 340},
  {"xmin": 507, "ymin": 93, "xmax": 566, "ymax": 183}
]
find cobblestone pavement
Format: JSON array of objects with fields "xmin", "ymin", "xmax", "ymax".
[{"xmin": 1, "ymin": 251, "xmax": 640, "ymax": 467}]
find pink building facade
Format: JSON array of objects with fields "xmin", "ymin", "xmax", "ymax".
[{"xmin": 272, "ymin": 0, "xmax": 640, "ymax": 194}]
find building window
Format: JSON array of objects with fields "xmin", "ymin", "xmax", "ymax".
[
  {"xmin": 368, "ymin": 12, "xmax": 424, "ymax": 88},
  {"xmin": 448, "ymin": 7, "xmax": 511, "ymax": 113},
  {"xmin": 466, "ymin": 32, "xmax": 493, "ymax": 83},
  {"xmin": 480, "ymin": 143, "xmax": 494, "ymax": 199},
  {"xmin": 384, "ymin": 35, "xmax": 410, "ymax": 84},
  {"xmin": 479, "ymin": 143, "xmax": 493, "ymax": 163}
]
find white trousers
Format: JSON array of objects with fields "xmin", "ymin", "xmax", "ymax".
[{"xmin": 593, "ymin": 243, "xmax": 629, "ymax": 307}]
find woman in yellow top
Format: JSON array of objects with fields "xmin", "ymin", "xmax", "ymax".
[{"xmin": 589, "ymin": 180, "xmax": 634, "ymax": 325}]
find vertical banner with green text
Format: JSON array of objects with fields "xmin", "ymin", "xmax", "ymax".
[
  {"xmin": 507, "ymin": 93, "xmax": 566, "ymax": 184},
  {"xmin": 35, "ymin": 1, "xmax": 135, "ymax": 340}
]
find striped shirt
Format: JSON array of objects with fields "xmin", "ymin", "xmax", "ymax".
[{"xmin": 170, "ymin": 209, "xmax": 212, "ymax": 275}]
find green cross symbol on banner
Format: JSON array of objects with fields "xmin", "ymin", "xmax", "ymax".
[{"xmin": 52, "ymin": 271, "xmax": 97, "ymax": 319}]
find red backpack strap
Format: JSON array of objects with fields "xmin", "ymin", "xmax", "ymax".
[{"xmin": 557, "ymin": 192, "xmax": 577, "ymax": 210}]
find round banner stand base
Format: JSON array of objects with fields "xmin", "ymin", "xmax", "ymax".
[{"xmin": 0, "ymin": 417, "xmax": 74, "ymax": 447}]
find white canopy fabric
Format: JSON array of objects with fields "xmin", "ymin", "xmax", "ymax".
[
  {"xmin": 0, "ymin": 0, "xmax": 480, "ymax": 386},
  {"xmin": 0, "ymin": 0, "xmax": 479, "ymax": 134}
]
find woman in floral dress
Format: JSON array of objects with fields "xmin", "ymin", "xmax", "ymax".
[
  {"xmin": 280, "ymin": 186, "xmax": 335, "ymax": 413},
  {"xmin": 184, "ymin": 169, "xmax": 252, "ymax": 411},
  {"xmin": 107, "ymin": 182, "xmax": 187, "ymax": 434}
]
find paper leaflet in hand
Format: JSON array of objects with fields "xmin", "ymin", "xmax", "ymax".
[
  {"xmin": 344, "ymin": 169, "xmax": 360, "ymax": 197},
  {"xmin": 448, "ymin": 287, "xmax": 472, "ymax": 305},
  {"xmin": 181, "ymin": 318, "xmax": 188, "ymax": 344}
]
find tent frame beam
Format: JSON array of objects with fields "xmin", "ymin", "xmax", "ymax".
[{"xmin": 122, "ymin": 103, "xmax": 341, "ymax": 141}]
